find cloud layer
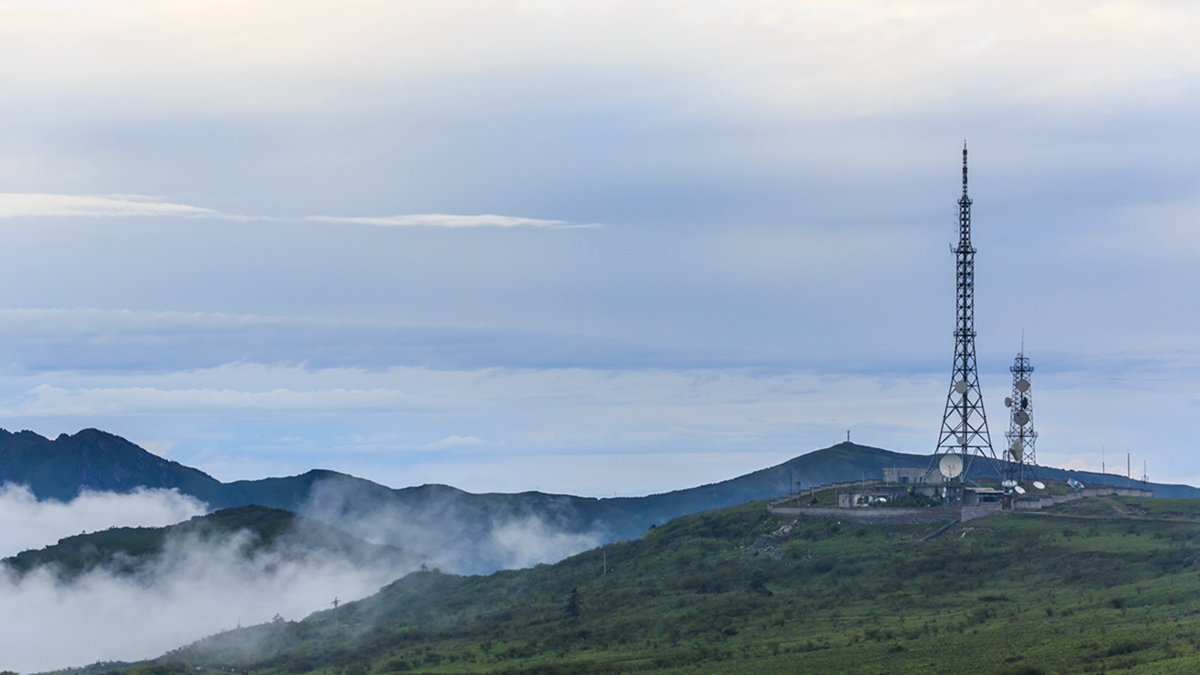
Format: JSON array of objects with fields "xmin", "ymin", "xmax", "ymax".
[
  {"xmin": 0, "ymin": 1, "xmax": 1196, "ymax": 491},
  {"xmin": 307, "ymin": 214, "xmax": 577, "ymax": 228},
  {"xmin": 0, "ymin": 193, "xmax": 216, "ymax": 218}
]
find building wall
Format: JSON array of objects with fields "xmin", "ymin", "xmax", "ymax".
[{"xmin": 883, "ymin": 467, "xmax": 944, "ymax": 484}]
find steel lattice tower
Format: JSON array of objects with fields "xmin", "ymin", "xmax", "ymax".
[
  {"xmin": 929, "ymin": 144, "xmax": 996, "ymax": 482},
  {"xmin": 1003, "ymin": 350, "xmax": 1037, "ymax": 485}
]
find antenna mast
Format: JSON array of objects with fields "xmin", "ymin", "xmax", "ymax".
[
  {"xmin": 1003, "ymin": 349, "xmax": 1038, "ymax": 487},
  {"xmin": 929, "ymin": 143, "xmax": 997, "ymax": 483}
]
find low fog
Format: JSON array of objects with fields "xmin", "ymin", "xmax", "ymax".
[
  {"xmin": 0, "ymin": 484, "xmax": 206, "ymax": 558},
  {"xmin": 0, "ymin": 487, "xmax": 423, "ymax": 673},
  {"xmin": 301, "ymin": 478, "xmax": 605, "ymax": 575}
]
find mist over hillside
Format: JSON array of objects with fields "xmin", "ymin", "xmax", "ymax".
[
  {"xmin": 0, "ymin": 505, "xmax": 425, "ymax": 673},
  {"xmin": 148, "ymin": 495, "xmax": 1200, "ymax": 675}
]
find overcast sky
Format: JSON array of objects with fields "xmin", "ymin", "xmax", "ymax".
[{"xmin": 0, "ymin": 0, "xmax": 1195, "ymax": 495}]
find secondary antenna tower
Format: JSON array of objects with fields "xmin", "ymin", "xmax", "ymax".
[
  {"xmin": 1003, "ymin": 349, "xmax": 1038, "ymax": 486},
  {"xmin": 929, "ymin": 143, "xmax": 997, "ymax": 482}
]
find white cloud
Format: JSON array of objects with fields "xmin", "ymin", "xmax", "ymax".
[
  {"xmin": 0, "ymin": 484, "xmax": 206, "ymax": 558},
  {"xmin": 137, "ymin": 440, "xmax": 175, "ymax": 456},
  {"xmin": 2, "ymin": 383, "xmax": 421, "ymax": 416},
  {"xmin": 430, "ymin": 435, "xmax": 484, "ymax": 447},
  {"xmin": 0, "ymin": 196, "xmax": 593, "ymax": 231},
  {"xmin": 0, "ymin": 193, "xmax": 216, "ymax": 218},
  {"xmin": 307, "ymin": 213, "xmax": 586, "ymax": 228}
]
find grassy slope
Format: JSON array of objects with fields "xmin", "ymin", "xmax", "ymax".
[{"xmin": 137, "ymin": 495, "xmax": 1200, "ymax": 675}]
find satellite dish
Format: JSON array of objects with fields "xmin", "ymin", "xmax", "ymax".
[
  {"xmin": 955, "ymin": 380, "xmax": 969, "ymax": 394},
  {"xmin": 1004, "ymin": 397, "xmax": 1012, "ymax": 408},
  {"xmin": 1013, "ymin": 411, "xmax": 1030, "ymax": 425},
  {"xmin": 1016, "ymin": 378, "xmax": 1030, "ymax": 393},
  {"xmin": 1010, "ymin": 439, "xmax": 1021, "ymax": 451},
  {"xmin": 939, "ymin": 454, "xmax": 964, "ymax": 479},
  {"xmin": 1033, "ymin": 481, "xmax": 1046, "ymax": 490},
  {"xmin": 1014, "ymin": 485, "xmax": 1026, "ymax": 495},
  {"xmin": 956, "ymin": 434, "xmax": 968, "ymax": 446}
]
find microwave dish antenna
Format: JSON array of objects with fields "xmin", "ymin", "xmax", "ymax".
[{"xmin": 939, "ymin": 454, "xmax": 964, "ymax": 480}]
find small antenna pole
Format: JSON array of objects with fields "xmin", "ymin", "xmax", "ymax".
[{"xmin": 333, "ymin": 597, "xmax": 339, "ymax": 631}]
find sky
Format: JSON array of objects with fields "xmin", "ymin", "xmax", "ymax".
[{"xmin": 0, "ymin": 0, "xmax": 1196, "ymax": 496}]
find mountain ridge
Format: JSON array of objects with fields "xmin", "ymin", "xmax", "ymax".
[{"xmin": 3, "ymin": 427, "xmax": 1197, "ymax": 573}]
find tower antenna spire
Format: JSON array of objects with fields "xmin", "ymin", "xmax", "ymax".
[{"xmin": 962, "ymin": 141, "xmax": 968, "ymax": 195}]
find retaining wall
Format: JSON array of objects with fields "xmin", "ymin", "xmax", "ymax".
[
  {"xmin": 766, "ymin": 504, "xmax": 998, "ymax": 524},
  {"xmin": 1012, "ymin": 487, "xmax": 1153, "ymax": 511}
]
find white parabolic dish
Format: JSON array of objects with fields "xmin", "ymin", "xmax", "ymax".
[
  {"xmin": 939, "ymin": 454, "xmax": 964, "ymax": 479},
  {"xmin": 1033, "ymin": 481, "xmax": 1046, "ymax": 490}
]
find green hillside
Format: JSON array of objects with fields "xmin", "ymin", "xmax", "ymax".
[
  {"xmin": 121, "ymin": 493, "xmax": 1200, "ymax": 675},
  {"xmin": 3, "ymin": 505, "xmax": 424, "ymax": 580}
]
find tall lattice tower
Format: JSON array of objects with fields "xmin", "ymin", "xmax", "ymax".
[
  {"xmin": 929, "ymin": 143, "xmax": 996, "ymax": 482},
  {"xmin": 1003, "ymin": 350, "xmax": 1037, "ymax": 485}
]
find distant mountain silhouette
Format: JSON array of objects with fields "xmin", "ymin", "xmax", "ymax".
[
  {"xmin": 2, "ymin": 428, "xmax": 1195, "ymax": 573},
  {"xmin": 0, "ymin": 428, "xmax": 226, "ymax": 503}
]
